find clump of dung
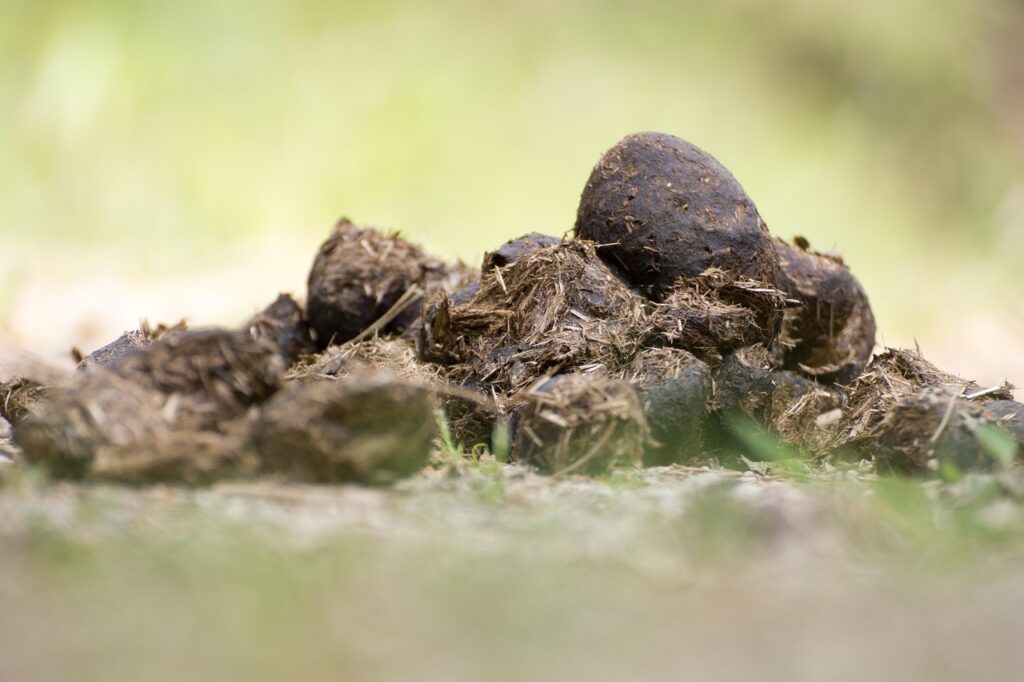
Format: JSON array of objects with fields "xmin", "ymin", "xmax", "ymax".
[
  {"xmin": 833, "ymin": 348, "xmax": 1018, "ymax": 473},
  {"xmin": 772, "ymin": 238, "xmax": 876, "ymax": 383},
  {"xmin": 77, "ymin": 320, "xmax": 188, "ymax": 372},
  {"xmin": 713, "ymin": 345, "xmax": 844, "ymax": 454},
  {"xmin": 511, "ymin": 373, "xmax": 647, "ymax": 475},
  {"xmin": 110, "ymin": 329, "xmax": 282, "ymax": 427},
  {"xmin": 246, "ymin": 293, "xmax": 316, "ymax": 366},
  {"xmin": 253, "ymin": 371, "xmax": 436, "ymax": 484},
  {"xmin": 650, "ymin": 268, "xmax": 789, "ymax": 363},
  {"xmin": 871, "ymin": 391, "xmax": 1021, "ymax": 474},
  {"xmin": 618, "ymin": 347, "xmax": 710, "ymax": 465},
  {"xmin": 13, "ymin": 370, "xmax": 254, "ymax": 482},
  {"xmin": 306, "ymin": 218, "xmax": 473, "ymax": 347},
  {"xmin": 425, "ymin": 240, "xmax": 650, "ymax": 394},
  {"xmin": 13, "ymin": 329, "xmax": 282, "ymax": 482},
  {"xmin": 574, "ymin": 132, "xmax": 779, "ymax": 299}
]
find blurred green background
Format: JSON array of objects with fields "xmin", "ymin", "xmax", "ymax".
[{"xmin": 1, "ymin": 0, "xmax": 1022, "ymax": 386}]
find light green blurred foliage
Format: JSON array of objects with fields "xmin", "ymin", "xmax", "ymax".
[{"xmin": 0, "ymin": 0, "xmax": 1021, "ymax": 326}]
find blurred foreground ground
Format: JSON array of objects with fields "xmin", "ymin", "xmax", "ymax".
[{"xmin": 3, "ymin": 462, "xmax": 1024, "ymax": 681}]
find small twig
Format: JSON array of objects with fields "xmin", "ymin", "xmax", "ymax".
[
  {"xmin": 342, "ymin": 285, "xmax": 424, "ymax": 347},
  {"xmin": 963, "ymin": 385, "xmax": 1007, "ymax": 400},
  {"xmin": 929, "ymin": 394, "xmax": 959, "ymax": 445},
  {"xmin": 551, "ymin": 425, "xmax": 616, "ymax": 477}
]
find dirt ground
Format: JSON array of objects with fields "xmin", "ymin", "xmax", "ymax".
[{"xmin": 3, "ymin": 460, "xmax": 1024, "ymax": 681}]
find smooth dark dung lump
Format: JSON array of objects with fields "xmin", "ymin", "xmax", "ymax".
[{"xmin": 575, "ymin": 132, "xmax": 779, "ymax": 299}]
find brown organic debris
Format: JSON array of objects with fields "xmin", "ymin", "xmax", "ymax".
[
  {"xmin": 832, "ymin": 348, "xmax": 1017, "ymax": 472},
  {"xmin": 713, "ymin": 346, "xmax": 844, "ymax": 454},
  {"xmin": 14, "ymin": 370, "xmax": 255, "ymax": 482},
  {"xmin": 12, "ymin": 329, "xmax": 281, "ymax": 483}
]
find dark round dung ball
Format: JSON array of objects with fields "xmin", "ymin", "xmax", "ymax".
[
  {"xmin": 773, "ymin": 238, "xmax": 876, "ymax": 384},
  {"xmin": 574, "ymin": 132, "xmax": 778, "ymax": 299},
  {"xmin": 306, "ymin": 218, "xmax": 447, "ymax": 347}
]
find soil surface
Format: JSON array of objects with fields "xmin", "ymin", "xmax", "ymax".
[{"xmin": 3, "ymin": 461, "xmax": 1024, "ymax": 681}]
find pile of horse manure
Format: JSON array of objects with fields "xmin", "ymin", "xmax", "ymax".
[{"xmin": 2, "ymin": 130, "xmax": 1021, "ymax": 484}]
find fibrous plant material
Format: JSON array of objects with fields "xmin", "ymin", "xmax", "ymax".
[
  {"xmin": 246, "ymin": 293, "xmax": 316, "ymax": 367},
  {"xmin": 511, "ymin": 373, "xmax": 647, "ymax": 475},
  {"xmin": 574, "ymin": 132, "xmax": 779, "ymax": 300},
  {"xmin": 77, "ymin": 320, "xmax": 188, "ymax": 372},
  {"xmin": 0, "ymin": 377, "xmax": 48, "ymax": 427},
  {"xmin": 425, "ymin": 240, "xmax": 651, "ymax": 395},
  {"xmin": 835, "ymin": 348, "xmax": 1009, "ymax": 447},
  {"xmin": 713, "ymin": 346, "xmax": 844, "ymax": 453},
  {"xmin": 618, "ymin": 347, "xmax": 711, "ymax": 465},
  {"xmin": 772, "ymin": 238, "xmax": 876, "ymax": 383},
  {"xmin": 253, "ymin": 372, "xmax": 436, "ymax": 484},
  {"xmin": 306, "ymin": 218, "xmax": 470, "ymax": 347},
  {"xmin": 649, "ymin": 268, "xmax": 789, "ymax": 363},
  {"xmin": 832, "ymin": 348, "xmax": 1019, "ymax": 473}
]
